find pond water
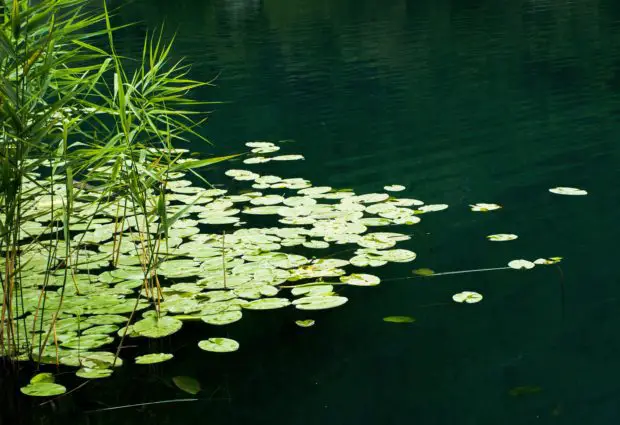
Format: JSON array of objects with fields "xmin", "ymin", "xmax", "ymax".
[{"xmin": 6, "ymin": 0, "xmax": 620, "ymax": 424}]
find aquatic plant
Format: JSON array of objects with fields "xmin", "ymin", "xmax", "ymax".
[{"xmin": 0, "ymin": 0, "xmax": 587, "ymax": 399}]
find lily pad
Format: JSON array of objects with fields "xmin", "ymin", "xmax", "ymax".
[
  {"xmin": 133, "ymin": 316, "xmax": 183, "ymax": 338},
  {"xmin": 243, "ymin": 298, "xmax": 291, "ymax": 310},
  {"xmin": 340, "ymin": 273, "xmax": 380, "ymax": 286},
  {"xmin": 470, "ymin": 203, "xmax": 501, "ymax": 212},
  {"xmin": 293, "ymin": 295, "xmax": 348, "ymax": 310},
  {"xmin": 173, "ymin": 376, "xmax": 201, "ymax": 395},
  {"xmin": 383, "ymin": 316, "xmax": 416, "ymax": 323},
  {"xmin": 487, "ymin": 234, "xmax": 518, "ymax": 242},
  {"xmin": 135, "ymin": 353, "xmax": 174, "ymax": 365},
  {"xmin": 452, "ymin": 291, "xmax": 483, "ymax": 304},
  {"xmin": 412, "ymin": 268, "xmax": 435, "ymax": 276},
  {"xmin": 76, "ymin": 367, "xmax": 113, "ymax": 379},
  {"xmin": 198, "ymin": 338, "xmax": 240, "ymax": 353},
  {"xmin": 549, "ymin": 187, "xmax": 587, "ymax": 196},
  {"xmin": 201, "ymin": 310, "xmax": 243, "ymax": 325},
  {"xmin": 20, "ymin": 382, "xmax": 67, "ymax": 397},
  {"xmin": 508, "ymin": 259, "xmax": 535, "ymax": 270},
  {"xmin": 384, "ymin": 185, "xmax": 405, "ymax": 192},
  {"xmin": 295, "ymin": 319, "xmax": 315, "ymax": 328}
]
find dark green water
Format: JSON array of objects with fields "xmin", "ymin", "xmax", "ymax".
[{"xmin": 6, "ymin": 0, "xmax": 620, "ymax": 424}]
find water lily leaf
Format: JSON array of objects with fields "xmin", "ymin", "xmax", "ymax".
[
  {"xmin": 533, "ymin": 257, "xmax": 562, "ymax": 265},
  {"xmin": 173, "ymin": 376, "xmax": 201, "ymax": 394},
  {"xmin": 201, "ymin": 310, "xmax": 243, "ymax": 325},
  {"xmin": 76, "ymin": 367, "xmax": 113, "ymax": 379},
  {"xmin": 133, "ymin": 316, "xmax": 183, "ymax": 338},
  {"xmin": 84, "ymin": 314, "xmax": 129, "ymax": 326},
  {"xmin": 412, "ymin": 268, "xmax": 435, "ymax": 276},
  {"xmin": 135, "ymin": 353, "xmax": 174, "ymax": 365},
  {"xmin": 549, "ymin": 187, "xmax": 587, "ymax": 196},
  {"xmin": 82, "ymin": 324, "xmax": 120, "ymax": 335},
  {"xmin": 30, "ymin": 373, "xmax": 55, "ymax": 384},
  {"xmin": 452, "ymin": 291, "xmax": 483, "ymax": 304},
  {"xmin": 487, "ymin": 234, "xmax": 518, "ymax": 241},
  {"xmin": 384, "ymin": 185, "xmax": 405, "ymax": 192},
  {"xmin": 271, "ymin": 154, "xmax": 304, "ymax": 161},
  {"xmin": 470, "ymin": 203, "xmax": 501, "ymax": 212},
  {"xmin": 243, "ymin": 298, "xmax": 291, "ymax": 310},
  {"xmin": 291, "ymin": 284, "xmax": 334, "ymax": 297},
  {"xmin": 198, "ymin": 338, "xmax": 239, "ymax": 353},
  {"xmin": 243, "ymin": 206, "xmax": 283, "ymax": 215},
  {"xmin": 302, "ymin": 240, "xmax": 330, "ymax": 249},
  {"xmin": 508, "ymin": 259, "xmax": 535, "ymax": 270},
  {"xmin": 416, "ymin": 204, "xmax": 448, "ymax": 213},
  {"xmin": 340, "ymin": 273, "xmax": 380, "ymax": 286},
  {"xmin": 383, "ymin": 316, "xmax": 416, "ymax": 323},
  {"xmin": 61, "ymin": 334, "xmax": 114, "ymax": 350},
  {"xmin": 295, "ymin": 319, "xmax": 315, "ymax": 328},
  {"xmin": 20, "ymin": 382, "xmax": 66, "ymax": 397},
  {"xmin": 293, "ymin": 295, "xmax": 348, "ymax": 310},
  {"xmin": 250, "ymin": 195, "xmax": 284, "ymax": 206}
]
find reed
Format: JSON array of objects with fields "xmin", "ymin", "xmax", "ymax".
[{"xmin": 0, "ymin": 0, "xmax": 228, "ymax": 361}]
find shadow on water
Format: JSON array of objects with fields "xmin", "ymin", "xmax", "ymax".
[{"xmin": 5, "ymin": 0, "xmax": 620, "ymax": 424}]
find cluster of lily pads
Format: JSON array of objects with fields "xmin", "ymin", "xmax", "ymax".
[
  {"xmin": 1, "ymin": 141, "xmax": 451, "ymax": 396},
  {"xmin": 0, "ymin": 140, "xmax": 588, "ymax": 397}
]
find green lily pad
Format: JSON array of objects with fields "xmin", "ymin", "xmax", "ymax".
[
  {"xmin": 76, "ymin": 367, "xmax": 113, "ymax": 379},
  {"xmin": 243, "ymin": 298, "xmax": 291, "ymax": 310},
  {"xmin": 133, "ymin": 316, "xmax": 183, "ymax": 338},
  {"xmin": 295, "ymin": 319, "xmax": 315, "ymax": 328},
  {"xmin": 82, "ymin": 324, "xmax": 120, "ymax": 335},
  {"xmin": 487, "ymin": 234, "xmax": 518, "ymax": 242},
  {"xmin": 198, "ymin": 338, "xmax": 240, "ymax": 353},
  {"xmin": 293, "ymin": 295, "xmax": 348, "ymax": 310},
  {"xmin": 173, "ymin": 376, "xmax": 201, "ymax": 395},
  {"xmin": 135, "ymin": 353, "xmax": 174, "ymax": 365},
  {"xmin": 412, "ymin": 268, "xmax": 435, "ymax": 276},
  {"xmin": 201, "ymin": 311, "xmax": 243, "ymax": 325},
  {"xmin": 30, "ymin": 373, "xmax": 55, "ymax": 384},
  {"xmin": 60, "ymin": 334, "xmax": 114, "ymax": 350},
  {"xmin": 340, "ymin": 273, "xmax": 380, "ymax": 286},
  {"xmin": 383, "ymin": 316, "xmax": 416, "ymax": 323},
  {"xmin": 549, "ymin": 187, "xmax": 587, "ymax": 196},
  {"xmin": 452, "ymin": 291, "xmax": 483, "ymax": 304},
  {"xmin": 20, "ymin": 382, "xmax": 67, "ymax": 397}
]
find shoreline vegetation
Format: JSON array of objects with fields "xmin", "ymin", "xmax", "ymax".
[{"xmin": 0, "ymin": 0, "xmax": 575, "ymax": 403}]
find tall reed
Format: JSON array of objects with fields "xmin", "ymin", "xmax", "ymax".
[{"xmin": 0, "ymin": 0, "xmax": 230, "ymax": 362}]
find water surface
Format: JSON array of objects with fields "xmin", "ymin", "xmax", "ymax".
[{"xmin": 7, "ymin": 0, "xmax": 620, "ymax": 424}]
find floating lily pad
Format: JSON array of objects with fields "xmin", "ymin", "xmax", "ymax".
[
  {"xmin": 384, "ymin": 185, "xmax": 405, "ymax": 192},
  {"xmin": 30, "ymin": 373, "xmax": 55, "ymax": 384},
  {"xmin": 412, "ymin": 268, "xmax": 435, "ymax": 276},
  {"xmin": 133, "ymin": 316, "xmax": 183, "ymax": 338},
  {"xmin": 243, "ymin": 298, "xmax": 291, "ymax": 310},
  {"xmin": 135, "ymin": 353, "xmax": 174, "ymax": 365},
  {"xmin": 198, "ymin": 338, "xmax": 240, "ymax": 353},
  {"xmin": 20, "ymin": 382, "xmax": 66, "ymax": 397},
  {"xmin": 295, "ymin": 319, "xmax": 315, "ymax": 328},
  {"xmin": 293, "ymin": 295, "xmax": 348, "ymax": 310},
  {"xmin": 173, "ymin": 376, "xmax": 201, "ymax": 394},
  {"xmin": 487, "ymin": 234, "xmax": 518, "ymax": 241},
  {"xmin": 470, "ymin": 203, "xmax": 501, "ymax": 212},
  {"xmin": 508, "ymin": 259, "xmax": 535, "ymax": 270},
  {"xmin": 76, "ymin": 367, "xmax": 113, "ymax": 379},
  {"xmin": 452, "ymin": 291, "xmax": 483, "ymax": 304},
  {"xmin": 383, "ymin": 316, "xmax": 416, "ymax": 323},
  {"xmin": 549, "ymin": 187, "xmax": 587, "ymax": 196},
  {"xmin": 201, "ymin": 310, "xmax": 243, "ymax": 325},
  {"xmin": 340, "ymin": 273, "xmax": 380, "ymax": 286}
]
